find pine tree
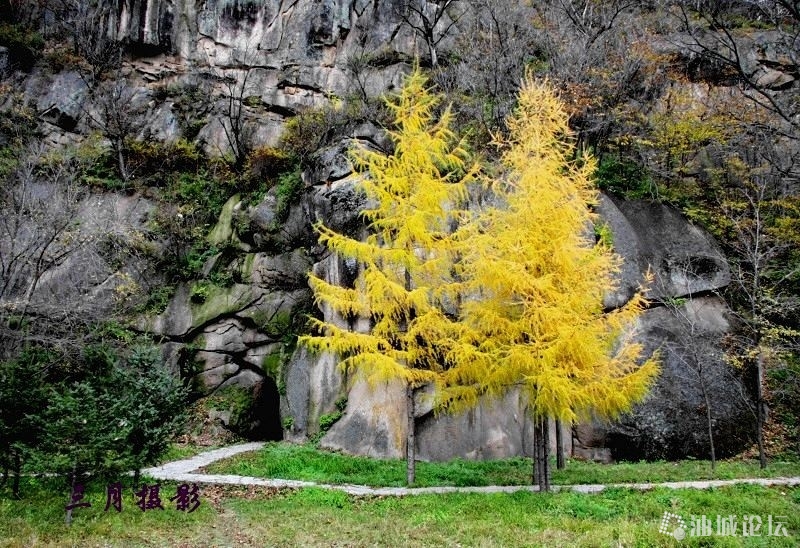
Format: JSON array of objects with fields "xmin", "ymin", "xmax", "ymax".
[
  {"xmin": 300, "ymin": 68, "xmax": 477, "ymax": 484},
  {"xmin": 442, "ymin": 76, "xmax": 660, "ymax": 491},
  {"xmin": 303, "ymin": 71, "xmax": 657, "ymax": 490}
]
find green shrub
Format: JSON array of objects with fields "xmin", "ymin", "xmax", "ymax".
[
  {"xmin": 593, "ymin": 222, "xmax": 614, "ymax": 247},
  {"xmin": 92, "ymin": 321, "xmax": 137, "ymax": 344},
  {"xmin": 189, "ymin": 281, "xmax": 212, "ymax": 303},
  {"xmin": 170, "ymin": 171, "xmax": 229, "ymax": 219},
  {"xmin": 318, "ymin": 414, "xmax": 340, "ymax": 432},
  {"xmin": 279, "ymin": 97, "xmax": 390, "ymax": 163},
  {"xmin": 126, "ymin": 139, "xmax": 202, "ymax": 180},
  {"xmin": 78, "ymin": 145, "xmax": 126, "ymax": 190},
  {"xmin": 180, "ymin": 243, "xmax": 217, "ymax": 278},
  {"xmin": 135, "ymin": 285, "xmax": 175, "ymax": 315},
  {"xmin": 0, "ymin": 22, "xmax": 43, "ymax": 70},
  {"xmin": 2, "ymin": 344, "xmax": 188, "ymax": 495},
  {"xmin": 209, "ymin": 268, "xmax": 234, "ymax": 287},
  {"xmin": 273, "ymin": 169, "xmax": 304, "ymax": 225},
  {"xmin": 0, "ymin": 349, "xmax": 49, "ymax": 497},
  {"xmin": 594, "ymin": 154, "xmax": 654, "ymax": 199},
  {"xmin": 319, "ymin": 410, "xmax": 343, "ymax": 432}
]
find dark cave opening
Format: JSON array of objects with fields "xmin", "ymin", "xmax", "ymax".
[{"xmin": 254, "ymin": 375, "xmax": 284, "ymax": 442}]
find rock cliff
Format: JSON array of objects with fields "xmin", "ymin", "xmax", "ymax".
[{"xmin": 3, "ymin": 0, "xmax": 781, "ymax": 462}]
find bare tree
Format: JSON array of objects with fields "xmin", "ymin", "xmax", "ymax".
[
  {"xmin": 346, "ymin": 45, "xmax": 375, "ymax": 103},
  {"xmin": 203, "ymin": 44, "xmax": 263, "ymax": 170},
  {"xmin": 0, "ymin": 145, "xmax": 100, "ymax": 357},
  {"xmin": 53, "ymin": 0, "xmax": 124, "ymax": 86},
  {"xmin": 715, "ymin": 165, "xmax": 800, "ymax": 467},
  {"xmin": 550, "ymin": 0, "xmax": 640, "ymax": 48},
  {"xmin": 673, "ymin": 0, "xmax": 800, "ymax": 141},
  {"xmin": 85, "ymin": 75, "xmax": 146, "ymax": 182},
  {"xmin": 532, "ymin": 0, "xmax": 665, "ymax": 151},
  {"xmin": 397, "ymin": 0, "xmax": 466, "ymax": 68},
  {"xmin": 660, "ymin": 292, "xmax": 722, "ymax": 471},
  {"xmin": 435, "ymin": 0, "xmax": 539, "ymax": 138},
  {"xmin": 0, "ymin": 141, "xmax": 169, "ymax": 496}
]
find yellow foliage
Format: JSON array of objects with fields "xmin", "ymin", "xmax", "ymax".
[
  {"xmin": 300, "ymin": 68, "xmax": 478, "ymax": 388},
  {"xmin": 302, "ymin": 69, "xmax": 659, "ymax": 427},
  {"xmin": 650, "ymin": 88, "xmax": 729, "ymax": 171},
  {"xmin": 439, "ymin": 76, "xmax": 660, "ymax": 423}
]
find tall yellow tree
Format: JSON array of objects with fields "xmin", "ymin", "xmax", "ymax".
[
  {"xmin": 442, "ymin": 76, "xmax": 660, "ymax": 491},
  {"xmin": 300, "ymin": 68, "xmax": 477, "ymax": 484}
]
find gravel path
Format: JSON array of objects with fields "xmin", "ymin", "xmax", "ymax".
[{"xmin": 142, "ymin": 442, "xmax": 800, "ymax": 496}]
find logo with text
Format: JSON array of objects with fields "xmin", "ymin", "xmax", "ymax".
[{"xmin": 658, "ymin": 511, "xmax": 789, "ymax": 541}]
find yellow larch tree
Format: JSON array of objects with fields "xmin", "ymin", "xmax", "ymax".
[
  {"xmin": 442, "ymin": 76, "xmax": 660, "ymax": 490},
  {"xmin": 300, "ymin": 68, "xmax": 478, "ymax": 485}
]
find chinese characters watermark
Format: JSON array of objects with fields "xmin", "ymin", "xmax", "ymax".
[
  {"xmin": 659, "ymin": 511, "xmax": 789, "ymax": 540},
  {"xmin": 65, "ymin": 482, "xmax": 201, "ymax": 516}
]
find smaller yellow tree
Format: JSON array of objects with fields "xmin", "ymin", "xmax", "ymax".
[
  {"xmin": 442, "ymin": 76, "xmax": 660, "ymax": 490},
  {"xmin": 300, "ymin": 68, "xmax": 477, "ymax": 484}
]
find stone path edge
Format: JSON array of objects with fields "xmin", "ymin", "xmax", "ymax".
[{"xmin": 142, "ymin": 442, "xmax": 800, "ymax": 497}]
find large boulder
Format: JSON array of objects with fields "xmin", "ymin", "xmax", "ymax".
[
  {"xmin": 597, "ymin": 194, "xmax": 730, "ymax": 308},
  {"xmin": 281, "ymin": 348, "xmax": 346, "ymax": 443},
  {"xmin": 320, "ymin": 377, "xmax": 407, "ymax": 458},
  {"xmin": 416, "ymin": 388, "xmax": 536, "ymax": 461},
  {"xmin": 605, "ymin": 297, "xmax": 754, "ymax": 460},
  {"xmin": 288, "ymin": 187, "xmax": 746, "ymax": 461},
  {"xmin": 36, "ymin": 71, "xmax": 88, "ymax": 131}
]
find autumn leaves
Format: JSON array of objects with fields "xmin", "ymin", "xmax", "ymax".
[{"xmin": 301, "ymin": 68, "xmax": 658, "ymax": 444}]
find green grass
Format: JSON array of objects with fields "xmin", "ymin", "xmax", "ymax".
[
  {"xmin": 1, "ymin": 476, "xmax": 216, "ymax": 547},
  {"xmin": 202, "ymin": 442, "xmax": 800, "ymax": 487},
  {"xmin": 3, "ymin": 477, "xmax": 800, "ymax": 547},
  {"xmin": 157, "ymin": 442, "xmax": 218, "ymax": 464}
]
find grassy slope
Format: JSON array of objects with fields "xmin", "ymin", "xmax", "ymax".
[
  {"xmin": 2, "ymin": 478, "xmax": 799, "ymax": 547},
  {"xmin": 202, "ymin": 442, "xmax": 800, "ymax": 487}
]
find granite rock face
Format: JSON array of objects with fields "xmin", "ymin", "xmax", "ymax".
[
  {"xmin": 5, "ymin": 0, "xmax": 765, "ymax": 460},
  {"xmin": 295, "ymin": 174, "xmax": 748, "ymax": 461},
  {"xmin": 597, "ymin": 194, "xmax": 731, "ymax": 308},
  {"xmin": 103, "ymin": 0, "xmax": 416, "ymax": 152},
  {"xmin": 606, "ymin": 297, "xmax": 753, "ymax": 460}
]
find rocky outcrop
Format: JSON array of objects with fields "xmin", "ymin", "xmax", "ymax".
[
  {"xmin": 3, "ymin": 0, "xmax": 765, "ymax": 462},
  {"xmin": 607, "ymin": 296, "xmax": 752, "ymax": 460},
  {"xmin": 98, "ymin": 0, "xmax": 415, "ymax": 152},
  {"xmin": 36, "ymin": 71, "xmax": 88, "ymax": 131},
  {"xmin": 653, "ymin": 29, "xmax": 799, "ymax": 90},
  {"xmin": 284, "ymin": 166, "xmax": 748, "ymax": 461},
  {"xmin": 597, "ymin": 194, "xmax": 731, "ymax": 308}
]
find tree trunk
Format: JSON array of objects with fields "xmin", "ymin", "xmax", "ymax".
[
  {"xmin": 700, "ymin": 381, "xmax": 716, "ymax": 473},
  {"xmin": 12, "ymin": 451, "xmax": 21, "ymax": 499},
  {"xmin": 133, "ymin": 468, "xmax": 141, "ymax": 489},
  {"xmin": 65, "ymin": 463, "xmax": 77, "ymax": 526},
  {"xmin": 532, "ymin": 417, "xmax": 551, "ymax": 491},
  {"xmin": 756, "ymin": 353, "xmax": 767, "ymax": 469},
  {"xmin": 116, "ymin": 139, "xmax": 128, "ymax": 181},
  {"xmin": 555, "ymin": 419, "xmax": 565, "ymax": 470},
  {"xmin": 406, "ymin": 383, "xmax": 416, "ymax": 486}
]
